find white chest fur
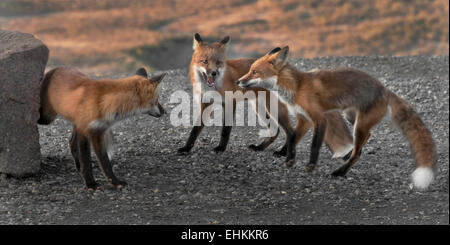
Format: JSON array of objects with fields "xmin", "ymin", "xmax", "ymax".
[
  {"xmin": 192, "ymin": 65, "xmax": 225, "ymax": 93},
  {"xmin": 271, "ymin": 83, "xmax": 311, "ymax": 122}
]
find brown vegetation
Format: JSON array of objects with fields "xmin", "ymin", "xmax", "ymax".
[{"xmin": 0, "ymin": 0, "xmax": 448, "ymax": 75}]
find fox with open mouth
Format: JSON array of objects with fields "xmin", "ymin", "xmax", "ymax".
[
  {"xmin": 178, "ymin": 33, "xmax": 354, "ymax": 160},
  {"xmin": 191, "ymin": 34, "xmax": 227, "ymax": 91}
]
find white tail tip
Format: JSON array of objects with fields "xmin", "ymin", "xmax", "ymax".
[{"xmin": 411, "ymin": 167, "xmax": 434, "ymax": 190}]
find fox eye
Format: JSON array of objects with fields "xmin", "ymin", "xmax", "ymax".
[
  {"xmin": 202, "ymin": 59, "xmax": 208, "ymax": 64},
  {"xmin": 252, "ymin": 70, "xmax": 258, "ymax": 75}
]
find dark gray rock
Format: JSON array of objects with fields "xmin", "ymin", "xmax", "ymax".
[{"xmin": 0, "ymin": 29, "xmax": 49, "ymax": 176}]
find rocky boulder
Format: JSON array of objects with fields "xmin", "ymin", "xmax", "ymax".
[{"xmin": 0, "ymin": 30, "xmax": 49, "ymax": 176}]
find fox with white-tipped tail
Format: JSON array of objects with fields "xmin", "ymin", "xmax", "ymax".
[{"xmin": 237, "ymin": 46, "xmax": 436, "ymax": 190}]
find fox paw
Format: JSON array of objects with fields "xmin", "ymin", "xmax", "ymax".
[
  {"xmin": 285, "ymin": 159, "xmax": 295, "ymax": 168},
  {"xmin": 331, "ymin": 165, "xmax": 348, "ymax": 177},
  {"xmin": 213, "ymin": 146, "xmax": 226, "ymax": 153},
  {"xmin": 109, "ymin": 179, "xmax": 127, "ymax": 189},
  {"xmin": 248, "ymin": 144, "xmax": 264, "ymax": 151},
  {"xmin": 342, "ymin": 151, "xmax": 352, "ymax": 161},
  {"xmin": 273, "ymin": 148, "xmax": 287, "ymax": 157},
  {"xmin": 305, "ymin": 163, "xmax": 316, "ymax": 173},
  {"xmin": 85, "ymin": 182, "xmax": 102, "ymax": 191},
  {"xmin": 177, "ymin": 146, "xmax": 192, "ymax": 154}
]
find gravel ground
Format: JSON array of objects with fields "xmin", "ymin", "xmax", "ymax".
[{"xmin": 0, "ymin": 55, "xmax": 448, "ymax": 224}]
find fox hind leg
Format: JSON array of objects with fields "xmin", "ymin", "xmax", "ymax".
[
  {"xmin": 37, "ymin": 105, "xmax": 57, "ymax": 125},
  {"xmin": 324, "ymin": 111, "xmax": 354, "ymax": 159},
  {"xmin": 37, "ymin": 69, "xmax": 58, "ymax": 125},
  {"xmin": 332, "ymin": 104, "xmax": 387, "ymax": 177},
  {"xmin": 77, "ymin": 132, "xmax": 99, "ymax": 190},
  {"xmin": 90, "ymin": 131, "xmax": 126, "ymax": 188},
  {"xmin": 331, "ymin": 126, "xmax": 369, "ymax": 177},
  {"xmin": 69, "ymin": 126, "xmax": 81, "ymax": 172}
]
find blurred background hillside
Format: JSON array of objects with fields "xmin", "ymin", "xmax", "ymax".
[{"xmin": 0, "ymin": 0, "xmax": 448, "ymax": 76}]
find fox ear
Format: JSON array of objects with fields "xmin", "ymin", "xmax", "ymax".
[
  {"xmin": 194, "ymin": 33, "xmax": 203, "ymax": 43},
  {"xmin": 136, "ymin": 67, "xmax": 148, "ymax": 77},
  {"xmin": 269, "ymin": 46, "xmax": 289, "ymax": 68},
  {"xmin": 220, "ymin": 36, "xmax": 230, "ymax": 45},
  {"xmin": 268, "ymin": 47, "xmax": 281, "ymax": 55},
  {"xmin": 149, "ymin": 73, "xmax": 167, "ymax": 84},
  {"xmin": 193, "ymin": 33, "xmax": 203, "ymax": 50}
]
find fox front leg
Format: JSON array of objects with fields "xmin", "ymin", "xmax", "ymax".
[
  {"xmin": 284, "ymin": 133, "xmax": 297, "ymax": 167},
  {"xmin": 178, "ymin": 125, "xmax": 205, "ymax": 153},
  {"xmin": 178, "ymin": 102, "xmax": 209, "ymax": 154},
  {"xmin": 213, "ymin": 125, "xmax": 232, "ymax": 152},
  {"xmin": 76, "ymin": 133, "xmax": 100, "ymax": 190},
  {"xmin": 213, "ymin": 101, "xmax": 234, "ymax": 153}
]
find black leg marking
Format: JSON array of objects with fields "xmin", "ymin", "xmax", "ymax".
[
  {"xmin": 69, "ymin": 128, "xmax": 81, "ymax": 172},
  {"xmin": 305, "ymin": 122, "xmax": 326, "ymax": 172},
  {"xmin": 91, "ymin": 132, "xmax": 126, "ymax": 188},
  {"xmin": 342, "ymin": 150, "xmax": 352, "ymax": 161},
  {"xmin": 77, "ymin": 133, "xmax": 98, "ymax": 190},
  {"xmin": 214, "ymin": 125, "xmax": 232, "ymax": 152},
  {"xmin": 273, "ymin": 144, "xmax": 287, "ymax": 157},
  {"xmin": 178, "ymin": 125, "xmax": 204, "ymax": 154},
  {"xmin": 178, "ymin": 103, "xmax": 209, "ymax": 154},
  {"xmin": 331, "ymin": 163, "xmax": 351, "ymax": 177},
  {"xmin": 332, "ymin": 125, "xmax": 371, "ymax": 177},
  {"xmin": 248, "ymin": 143, "xmax": 265, "ymax": 151},
  {"xmin": 285, "ymin": 133, "xmax": 297, "ymax": 167}
]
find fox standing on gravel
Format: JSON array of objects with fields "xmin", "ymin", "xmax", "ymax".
[
  {"xmin": 38, "ymin": 67, "xmax": 166, "ymax": 189},
  {"xmin": 178, "ymin": 33, "xmax": 354, "ymax": 160},
  {"xmin": 237, "ymin": 46, "xmax": 436, "ymax": 189}
]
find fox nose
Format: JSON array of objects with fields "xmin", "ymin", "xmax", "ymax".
[
  {"xmin": 236, "ymin": 80, "xmax": 241, "ymax": 85},
  {"xmin": 211, "ymin": 71, "xmax": 217, "ymax": 77}
]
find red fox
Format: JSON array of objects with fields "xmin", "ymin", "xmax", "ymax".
[
  {"xmin": 38, "ymin": 67, "xmax": 166, "ymax": 190},
  {"xmin": 178, "ymin": 33, "xmax": 354, "ymax": 161},
  {"xmin": 237, "ymin": 46, "xmax": 436, "ymax": 189}
]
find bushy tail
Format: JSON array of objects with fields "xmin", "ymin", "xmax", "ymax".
[
  {"xmin": 37, "ymin": 69, "xmax": 57, "ymax": 125},
  {"xmin": 388, "ymin": 90, "xmax": 436, "ymax": 189}
]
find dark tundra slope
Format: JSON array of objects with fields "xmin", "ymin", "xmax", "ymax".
[{"xmin": 0, "ymin": 55, "xmax": 448, "ymax": 224}]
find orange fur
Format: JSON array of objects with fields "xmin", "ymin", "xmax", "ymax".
[
  {"xmin": 238, "ymin": 46, "xmax": 436, "ymax": 189},
  {"xmin": 40, "ymin": 67, "xmax": 162, "ymax": 134},
  {"xmin": 180, "ymin": 34, "xmax": 353, "ymax": 158},
  {"xmin": 39, "ymin": 67, "xmax": 165, "ymax": 189}
]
